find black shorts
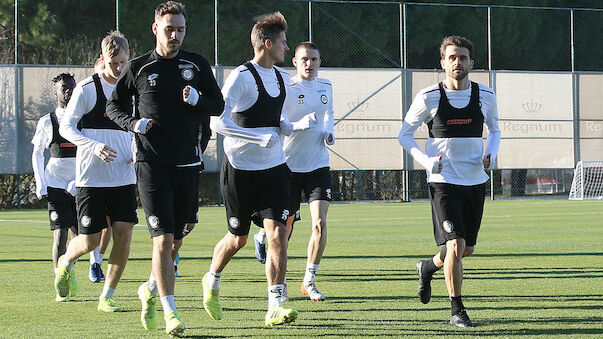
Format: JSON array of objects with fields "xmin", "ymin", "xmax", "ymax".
[
  {"xmin": 47, "ymin": 186, "xmax": 77, "ymax": 234},
  {"xmin": 428, "ymin": 182, "xmax": 485, "ymax": 246},
  {"xmin": 76, "ymin": 184, "xmax": 138, "ymax": 235},
  {"xmin": 136, "ymin": 162, "xmax": 200, "ymax": 240},
  {"xmin": 221, "ymin": 159, "xmax": 290, "ymax": 236},
  {"xmin": 290, "ymin": 167, "xmax": 331, "ymax": 222}
]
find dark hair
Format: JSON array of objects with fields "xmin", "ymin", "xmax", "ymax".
[
  {"xmin": 155, "ymin": 1, "xmax": 187, "ymax": 20},
  {"xmin": 295, "ymin": 41, "xmax": 320, "ymax": 56},
  {"xmin": 440, "ymin": 35, "xmax": 474, "ymax": 59},
  {"xmin": 52, "ymin": 73, "xmax": 75, "ymax": 84},
  {"xmin": 251, "ymin": 11, "xmax": 287, "ymax": 50}
]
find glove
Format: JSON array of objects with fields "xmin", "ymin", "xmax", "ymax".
[
  {"xmin": 264, "ymin": 132, "xmax": 279, "ymax": 148},
  {"xmin": 292, "ymin": 112, "xmax": 318, "ymax": 131},
  {"xmin": 279, "ymin": 119, "xmax": 293, "ymax": 136}
]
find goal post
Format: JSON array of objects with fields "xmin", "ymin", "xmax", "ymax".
[{"xmin": 569, "ymin": 161, "xmax": 603, "ymax": 200}]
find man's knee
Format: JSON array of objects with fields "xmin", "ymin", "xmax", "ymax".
[
  {"xmin": 446, "ymin": 238, "xmax": 466, "ymax": 260},
  {"xmin": 463, "ymin": 246, "xmax": 474, "ymax": 257},
  {"xmin": 227, "ymin": 233, "xmax": 247, "ymax": 250}
]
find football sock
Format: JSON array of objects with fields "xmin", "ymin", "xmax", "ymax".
[
  {"xmin": 207, "ymin": 270, "xmax": 222, "ymax": 290},
  {"xmin": 160, "ymin": 295, "xmax": 176, "ymax": 314},
  {"xmin": 268, "ymin": 284, "xmax": 284, "ymax": 309},
  {"xmin": 422, "ymin": 258, "xmax": 440, "ymax": 278},
  {"xmin": 90, "ymin": 247, "xmax": 100, "ymax": 264},
  {"xmin": 98, "ymin": 253, "xmax": 104, "ymax": 263},
  {"xmin": 303, "ymin": 262, "xmax": 320, "ymax": 285},
  {"xmin": 148, "ymin": 273, "xmax": 158, "ymax": 294},
  {"xmin": 60, "ymin": 256, "xmax": 73, "ymax": 269},
  {"xmin": 450, "ymin": 296, "xmax": 465, "ymax": 315},
  {"xmin": 100, "ymin": 285, "xmax": 115, "ymax": 299},
  {"xmin": 255, "ymin": 232, "xmax": 266, "ymax": 244}
]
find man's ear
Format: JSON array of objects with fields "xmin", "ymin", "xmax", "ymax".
[
  {"xmin": 152, "ymin": 22, "xmax": 158, "ymax": 36},
  {"xmin": 264, "ymin": 39, "xmax": 272, "ymax": 50}
]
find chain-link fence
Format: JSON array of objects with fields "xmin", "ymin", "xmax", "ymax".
[{"xmin": 1, "ymin": 0, "xmax": 602, "ymax": 208}]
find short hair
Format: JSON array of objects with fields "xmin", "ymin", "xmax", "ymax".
[
  {"xmin": 101, "ymin": 31, "xmax": 129, "ymax": 58},
  {"xmin": 51, "ymin": 73, "xmax": 75, "ymax": 84},
  {"xmin": 155, "ymin": 1, "xmax": 187, "ymax": 21},
  {"xmin": 440, "ymin": 35, "xmax": 474, "ymax": 59},
  {"xmin": 295, "ymin": 41, "xmax": 320, "ymax": 56},
  {"xmin": 251, "ymin": 11, "xmax": 287, "ymax": 50}
]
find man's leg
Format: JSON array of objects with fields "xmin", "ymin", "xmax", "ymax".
[
  {"xmin": 301, "ymin": 200, "xmax": 329, "ymax": 301},
  {"xmin": 97, "ymin": 221, "xmax": 134, "ymax": 312},
  {"xmin": 55, "ymin": 233, "xmax": 101, "ymax": 298},
  {"xmin": 444, "ymin": 238, "xmax": 475, "ymax": 327},
  {"xmin": 203, "ymin": 232, "xmax": 247, "ymax": 320},
  {"xmin": 52, "ymin": 228, "xmax": 69, "ymax": 273},
  {"xmin": 172, "ymin": 238, "xmax": 182, "ymax": 277}
]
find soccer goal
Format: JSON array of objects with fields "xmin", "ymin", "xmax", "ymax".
[{"xmin": 569, "ymin": 161, "xmax": 603, "ymax": 200}]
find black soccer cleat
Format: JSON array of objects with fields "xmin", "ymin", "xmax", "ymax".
[
  {"xmin": 450, "ymin": 309, "xmax": 475, "ymax": 327},
  {"xmin": 415, "ymin": 260, "xmax": 432, "ymax": 304}
]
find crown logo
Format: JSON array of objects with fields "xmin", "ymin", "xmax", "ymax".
[
  {"xmin": 347, "ymin": 99, "xmax": 369, "ymax": 113},
  {"xmin": 522, "ymin": 99, "xmax": 541, "ymax": 113}
]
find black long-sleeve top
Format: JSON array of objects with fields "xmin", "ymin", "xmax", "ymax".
[{"xmin": 106, "ymin": 49, "xmax": 224, "ymax": 166}]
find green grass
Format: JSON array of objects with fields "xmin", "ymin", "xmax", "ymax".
[{"xmin": 0, "ymin": 199, "xmax": 602, "ymax": 338}]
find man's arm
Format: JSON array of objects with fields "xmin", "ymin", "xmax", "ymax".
[
  {"xmin": 106, "ymin": 62, "xmax": 146, "ymax": 133},
  {"xmin": 184, "ymin": 57, "xmax": 225, "ymax": 116},
  {"xmin": 483, "ymin": 93, "xmax": 501, "ymax": 170},
  {"xmin": 324, "ymin": 84, "xmax": 335, "ymax": 145},
  {"xmin": 31, "ymin": 118, "xmax": 48, "ymax": 199},
  {"xmin": 398, "ymin": 92, "xmax": 442, "ymax": 174}
]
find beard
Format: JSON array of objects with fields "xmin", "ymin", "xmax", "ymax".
[{"xmin": 449, "ymin": 68, "xmax": 468, "ymax": 80}]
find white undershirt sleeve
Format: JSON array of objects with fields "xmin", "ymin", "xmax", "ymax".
[
  {"xmin": 484, "ymin": 94, "xmax": 501, "ymax": 169},
  {"xmin": 59, "ymin": 85, "xmax": 105, "ymax": 152},
  {"xmin": 31, "ymin": 118, "xmax": 48, "ymax": 198},
  {"xmin": 398, "ymin": 92, "xmax": 439, "ymax": 172}
]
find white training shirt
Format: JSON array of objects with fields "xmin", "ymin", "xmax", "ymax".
[
  {"xmin": 60, "ymin": 72, "xmax": 136, "ymax": 188},
  {"xmin": 283, "ymin": 76, "xmax": 334, "ymax": 173},
  {"xmin": 398, "ymin": 82, "xmax": 501, "ymax": 186},
  {"xmin": 210, "ymin": 60, "xmax": 290, "ymax": 171},
  {"xmin": 31, "ymin": 107, "xmax": 76, "ymax": 198}
]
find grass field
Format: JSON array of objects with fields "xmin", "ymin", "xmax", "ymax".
[{"xmin": 0, "ymin": 199, "xmax": 602, "ymax": 338}]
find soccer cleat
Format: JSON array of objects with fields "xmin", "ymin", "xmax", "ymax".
[
  {"xmin": 450, "ymin": 309, "xmax": 474, "ymax": 327},
  {"xmin": 55, "ymin": 294, "xmax": 69, "ymax": 302},
  {"xmin": 254, "ymin": 232, "xmax": 266, "ymax": 264},
  {"xmin": 69, "ymin": 269, "xmax": 78, "ymax": 297},
  {"xmin": 138, "ymin": 282, "xmax": 157, "ymax": 330},
  {"xmin": 54, "ymin": 257, "xmax": 71, "ymax": 298},
  {"xmin": 202, "ymin": 272, "xmax": 223, "ymax": 320},
  {"xmin": 300, "ymin": 282, "xmax": 326, "ymax": 301},
  {"xmin": 164, "ymin": 311, "xmax": 185, "ymax": 337},
  {"xmin": 416, "ymin": 260, "xmax": 432, "ymax": 304},
  {"xmin": 174, "ymin": 265, "xmax": 179, "ymax": 278},
  {"xmin": 99, "ymin": 265, "xmax": 105, "ymax": 281},
  {"xmin": 97, "ymin": 297, "xmax": 123, "ymax": 312},
  {"xmin": 265, "ymin": 306, "xmax": 298, "ymax": 326},
  {"xmin": 281, "ymin": 283, "xmax": 289, "ymax": 302},
  {"xmin": 89, "ymin": 263, "xmax": 102, "ymax": 283}
]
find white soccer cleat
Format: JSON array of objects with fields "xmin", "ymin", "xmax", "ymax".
[{"xmin": 300, "ymin": 282, "xmax": 326, "ymax": 301}]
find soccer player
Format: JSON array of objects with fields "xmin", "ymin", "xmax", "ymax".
[
  {"xmin": 56, "ymin": 31, "xmax": 138, "ymax": 312},
  {"xmin": 204, "ymin": 11, "xmax": 312, "ymax": 327},
  {"xmin": 106, "ymin": 2, "xmax": 224, "ymax": 336},
  {"xmin": 253, "ymin": 42, "xmax": 334, "ymax": 302},
  {"xmin": 398, "ymin": 35, "xmax": 500, "ymax": 327},
  {"xmin": 31, "ymin": 73, "xmax": 79, "ymax": 302}
]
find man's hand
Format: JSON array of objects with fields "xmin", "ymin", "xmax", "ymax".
[
  {"xmin": 95, "ymin": 144, "xmax": 117, "ymax": 162},
  {"xmin": 431, "ymin": 155, "xmax": 443, "ymax": 174},
  {"xmin": 146, "ymin": 119, "xmax": 153, "ymax": 133},
  {"xmin": 483, "ymin": 153, "xmax": 491, "ymax": 170},
  {"xmin": 182, "ymin": 223, "xmax": 196, "ymax": 237},
  {"xmin": 264, "ymin": 132, "xmax": 279, "ymax": 148},
  {"xmin": 183, "ymin": 85, "xmax": 199, "ymax": 106}
]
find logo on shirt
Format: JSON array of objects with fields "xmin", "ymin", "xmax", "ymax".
[
  {"xmin": 298, "ymin": 94, "xmax": 305, "ymax": 104},
  {"xmin": 320, "ymin": 94, "xmax": 328, "ymax": 104},
  {"xmin": 446, "ymin": 118, "xmax": 472, "ymax": 125},
  {"xmin": 182, "ymin": 69, "xmax": 194, "ymax": 81},
  {"xmin": 148, "ymin": 73, "xmax": 158, "ymax": 87}
]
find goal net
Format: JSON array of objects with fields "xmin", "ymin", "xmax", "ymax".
[{"xmin": 569, "ymin": 161, "xmax": 603, "ymax": 200}]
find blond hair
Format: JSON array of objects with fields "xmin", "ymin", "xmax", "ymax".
[
  {"xmin": 101, "ymin": 31, "xmax": 129, "ymax": 58},
  {"xmin": 250, "ymin": 11, "xmax": 287, "ymax": 50}
]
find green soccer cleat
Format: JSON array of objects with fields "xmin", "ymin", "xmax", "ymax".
[
  {"xmin": 55, "ymin": 294, "xmax": 69, "ymax": 302},
  {"xmin": 202, "ymin": 272, "xmax": 223, "ymax": 320},
  {"xmin": 97, "ymin": 297, "xmax": 123, "ymax": 312},
  {"xmin": 164, "ymin": 311, "xmax": 185, "ymax": 337},
  {"xmin": 54, "ymin": 256, "xmax": 71, "ymax": 298},
  {"xmin": 69, "ymin": 269, "xmax": 78, "ymax": 297},
  {"xmin": 138, "ymin": 282, "xmax": 157, "ymax": 330},
  {"xmin": 264, "ymin": 306, "xmax": 298, "ymax": 327}
]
